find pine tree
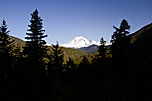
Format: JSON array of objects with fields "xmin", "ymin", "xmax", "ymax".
[
  {"xmin": 111, "ymin": 19, "xmax": 130, "ymax": 49},
  {"xmin": 23, "ymin": 9, "xmax": 47, "ymax": 99},
  {"xmin": 24, "ymin": 9, "xmax": 47, "ymax": 61},
  {"xmin": 110, "ymin": 19, "xmax": 131, "ymax": 63},
  {"xmin": 79, "ymin": 56, "xmax": 89, "ymax": 73},
  {"xmin": 110, "ymin": 19, "xmax": 131, "ymax": 101},
  {"xmin": 0, "ymin": 20, "xmax": 14, "ymax": 77},
  {"xmin": 50, "ymin": 41, "xmax": 64, "ymax": 72},
  {"xmin": 24, "ymin": 9, "xmax": 47, "ymax": 74},
  {"xmin": 48, "ymin": 42, "xmax": 64, "ymax": 98},
  {"xmin": 0, "ymin": 20, "xmax": 14, "ymax": 60},
  {"xmin": 0, "ymin": 20, "xmax": 14, "ymax": 101},
  {"xmin": 98, "ymin": 37, "xmax": 106, "ymax": 59},
  {"xmin": 80, "ymin": 56, "xmax": 89, "ymax": 66},
  {"xmin": 13, "ymin": 44, "xmax": 24, "ymax": 67},
  {"xmin": 66, "ymin": 58, "xmax": 75, "ymax": 70},
  {"xmin": 47, "ymin": 41, "xmax": 64, "ymax": 86},
  {"xmin": 110, "ymin": 19, "xmax": 131, "ymax": 65}
]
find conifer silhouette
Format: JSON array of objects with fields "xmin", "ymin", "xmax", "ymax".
[
  {"xmin": 111, "ymin": 19, "xmax": 130, "ymax": 49},
  {"xmin": 0, "ymin": 20, "xmax": 14, "ymax": 101},
  {"xmin": 23, "ymin": 9, "xmax": 47, "ymax": 99},
  {"xmin": 110, "ymin": 19, "xmax": 131, "ymax": 101},
  {"xmin": 98, "ymin": 37, "xmax": 106, "ymax": 59},
  {"xmin": 50, "ymin": 42, "xmax": 64, "ymax": 70},
  {"xmin": 25, "ymin": 9, "xmax": 47, "ymax": 60},
  {"xmin": 49, "ymin": 42, "xmax": 64, "ymax": 99},
  {"xmin": 66, "ymin": 58, "xmax": 75, "ymax": 71}
]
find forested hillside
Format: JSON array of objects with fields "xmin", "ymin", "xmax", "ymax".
[
  {"xmin": 48, "ymin": 46, "xmax": 87, "ymax": 64},
  {"xmin": 8, "ymin": 36, "xmax": 87, "ymax": 64}
]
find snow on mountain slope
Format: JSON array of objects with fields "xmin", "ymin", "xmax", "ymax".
[{"xmin": 61, "ymin": 36, "xmax": 100, "ymax": 48}]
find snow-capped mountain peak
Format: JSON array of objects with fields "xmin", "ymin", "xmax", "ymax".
[{"xmin": 61, "ymin": 36, "xmax": 100, "ymax": 48}]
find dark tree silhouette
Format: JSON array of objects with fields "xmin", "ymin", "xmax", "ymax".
[
  {"xmin": 0, "ymin": 20, "xmax": 14, "ymax": 101},
  {"xmin": 13, "ymin": 44, "xmax": 24, "ymax": 67},
  {"xmin": 111, "ymin": 19, "xmax": 131, "ymax": 65},
  {"xmin": 66, "ymin": 58, "xmax": 75, "ymax": 72},
  {"xmin": 110, "ymin": 19, "xmax": 133, "ymax": 101},
  {"xmin": 111, "ymin": 19, "xmax": 130, "ymax": 50},
  {"xmin": 51, "ymin": 42, "xmax": 64, "ymax": 70},
  {"xmin": 95, "ymin": 37, "xmax": 108, "ymax": 101},
  {"xmin": 48, "ymin": 42, "xmax": 64, "ymax": 77},
  {"xmin": 48, "ymin": 42, "xmax": 65, "ymax": 99},
  {"xmin": 24, "ymin": 9, "xmax": 47, "ymax": 61},
  {"xmin": 80, "ymin": 56, "xmax": 89, "ymax": 66},
  {"xmin": 23, "ymin": 9, "xmax": 47, "ymax": 99},
  {"xmin": 98, "ymin": 37, "xmax": 106, "ymax": 59}
]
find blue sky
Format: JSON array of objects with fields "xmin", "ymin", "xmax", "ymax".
[{"xmin": 0, "ymin": 0, "xmax": 152, "ymax": 44}]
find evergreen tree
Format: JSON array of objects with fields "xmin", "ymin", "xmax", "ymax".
[
  {"xmin": 110, "ymin": 19, "xmax": 131, "ymax": 66},
  {"xmin": 79, "ymin": 56, "xmax": 89, "ymax": 72},
  {"xmin": 66, "ymin": 58, "xmax": 75, "ymax": 71},
  {"xmin": 98, "ymin": 37, "xmax": 106, "ymax": 59},
  {"xmin": 48, "ymin": 42, "xmax": 64, "ymax": 98},
  {"xmin": 23, "ymin": 9, "xmax": 47, "ymax": 99},
  {"xmin": 50, "ymin": 41, "xmax": 64, "ymax": 73},
  {"xmin": 0, "ymin": 20, "xmax": 14, "ymax": 101},
  {"xmin": 110, "ymin": 19, "xmax": 132, "ymax": 101},
  {"xmin": 24, "ymin": 9, "xmax": 47, "ymax": 61},
  {"xmin": 47, "ymin": 42, "xmax": 64, "ymax": 83},
  {"xmin": 81, "ymin": 56, "xmax": 89, "ymax": 64},
  {"xmin": 0, "ymin": 20, "xmax": 14, "ymax": 63},
  {"xmin": 24, "ymin": 9, "xmax": 47, "ymax": 75},
  {"xmin": 111, "ymin": 19, "xmax": 130, "ymax": 50},
  {"xmin": 13, "ymin": 44, "xmax": 23, "ymax": 67}
]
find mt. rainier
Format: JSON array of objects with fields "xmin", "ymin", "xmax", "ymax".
[{"xmin": 61, "ymin": 36, "xmax": 100, "ymax": 48}]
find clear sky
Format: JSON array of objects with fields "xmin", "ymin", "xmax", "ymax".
[{"xmin": 0, "ymin": 0, "xmax": 152, "ymax": 44}]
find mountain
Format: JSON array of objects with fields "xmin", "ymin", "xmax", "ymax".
[
  {"xmin": 61, "ymin": 36, "xmax": 100, "ymax": 48},
  {"xmin": 79, "ymin": 45, "xmax": 98, "ymax": 54}
]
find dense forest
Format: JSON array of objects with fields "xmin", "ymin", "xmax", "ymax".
[{"xmin": 0, "ymin": 9, "xmax": 152, "ymax": 101}]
